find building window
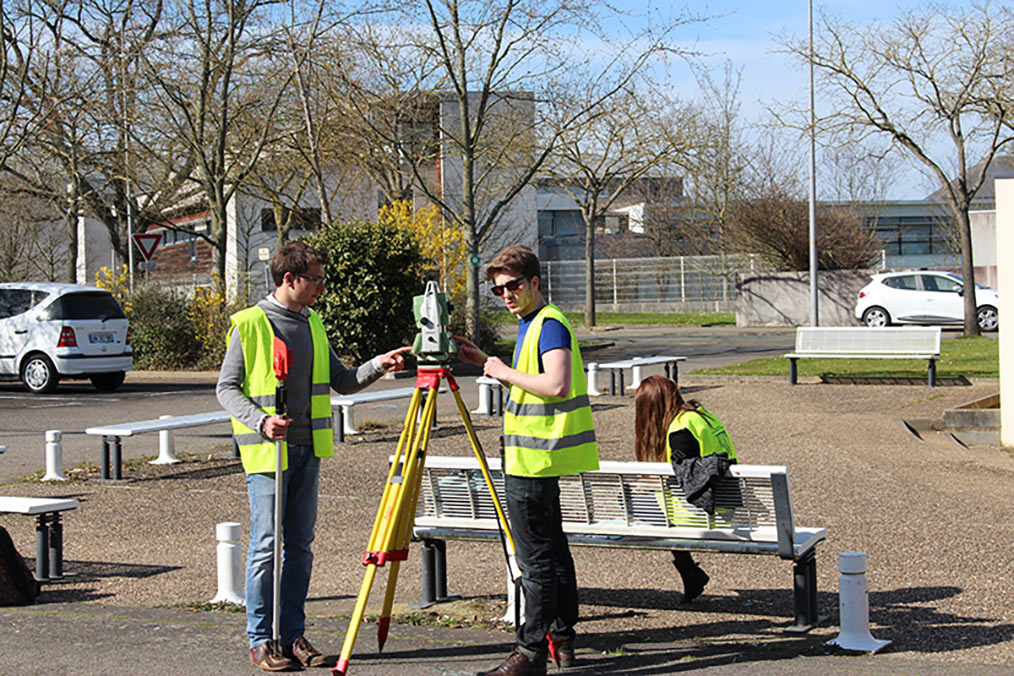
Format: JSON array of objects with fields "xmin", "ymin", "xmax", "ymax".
[
  {"xmin": 869, "ymin": 215, "xmax": 951, "ymax": 256},
  {"xmin": 261, "ymin": 207, "xmax": 322, "ymax": 232}
]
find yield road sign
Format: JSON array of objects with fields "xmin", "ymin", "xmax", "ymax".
[{"xmin": 133, "ymin": 233, "xmax": 162, "ymax": 261}]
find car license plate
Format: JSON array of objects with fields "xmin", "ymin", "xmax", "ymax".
[{"xmin": 89, "ymin": 333, "xmax": 114, "ymax": 344}]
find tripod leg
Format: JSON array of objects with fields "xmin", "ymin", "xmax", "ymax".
[
  {"xmin": 450, "ymin": 388, "xmax": 516, "ymax": 554},
  {"xmin": 334, "ymin": 389, "xmax": 425, "ymax": 676},
  {"xmin": 376, "ymin": 392, "xmax": 437, "ymax": 651}
]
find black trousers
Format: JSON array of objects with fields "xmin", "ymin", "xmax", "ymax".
[{"xmin": 505, "ymin": 474, "xmax": 578, "ymax": 655}]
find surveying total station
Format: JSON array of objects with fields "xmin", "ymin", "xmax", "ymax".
[{"xmin": 332, "ymin": 281, "xmax": 515, "ymax": 676}]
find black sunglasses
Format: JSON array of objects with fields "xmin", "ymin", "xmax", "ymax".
[{"xmin": 490, "ymin": 276, "xmax": 529, "ymax": 297}]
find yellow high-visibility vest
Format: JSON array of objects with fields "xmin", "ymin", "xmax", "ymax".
[
  {"xmin": 503, "ymin": 304, "xmax": 598, "ymax": 478},
  {"xmin": 657, "ymin": 406, "xmax": 737, "ymax": 525},
  {"xmin": 228, "ymin": 305, "xmax": 334, "ymax": 474}
]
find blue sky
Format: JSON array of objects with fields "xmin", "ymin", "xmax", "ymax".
[{"xmin": 625, "ymin": 1, "xmax": 943, "ymax": 199}]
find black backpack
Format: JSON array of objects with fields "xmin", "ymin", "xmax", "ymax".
[{"xmin": 0, "ymin": 526, "xmax": 40, "ymax": 606}]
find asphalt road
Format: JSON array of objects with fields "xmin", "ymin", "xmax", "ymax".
[{"xmin": 0, "ymin": 325, "xmax": 801, "ymax": 482}]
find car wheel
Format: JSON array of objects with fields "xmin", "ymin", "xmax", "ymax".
[
  {"xmin": 862, "ymin": 306, "xmax": 891, "ymax": 328},
  {"xmin": 90, "ymin": 371, "xmax": 126, "ymax": 392},
  {"xmin": 977, "ymin": 305, "xmax": 998, "ymax": 332},
  {"xmin": 21, "ymin": 354, "xmax": 59, "ymax": 394}
]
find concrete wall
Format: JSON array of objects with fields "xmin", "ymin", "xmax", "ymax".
[{"xmin": 736, "ymin": 270, "xmax": 873, "ymax": 327}]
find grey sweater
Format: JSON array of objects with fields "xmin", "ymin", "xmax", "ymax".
[{"xmin": 216, "ymin": 294, "xmax": 386, "ymax": 444}]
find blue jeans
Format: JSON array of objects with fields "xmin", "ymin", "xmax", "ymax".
[
  {"xmin": 245, "ymin": 443, "xmax": 320, "ymax": 648},
  {"xmin": 505, "ymin": 474, "xmax": 578, "ymax": 656}
]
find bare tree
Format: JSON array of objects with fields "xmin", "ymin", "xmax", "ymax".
[
  {"xmin": 140, "ymin": 0, "xmax": 295, "ymax": 283},
  {"xmin": 335, "ymin": 1, "xmax": 695, "ymax": 338},
  {"xmin": 543, "ymin": 88, "xmax": 696, "ymax": 326},
  {"xmin": 786, "ymin": 3, "xmax": 1014, "ymax": 335}
]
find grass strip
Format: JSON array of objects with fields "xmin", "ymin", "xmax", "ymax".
[{"xmin": 692, "ymin": 335, "xmax": 998, "ymax": 379}]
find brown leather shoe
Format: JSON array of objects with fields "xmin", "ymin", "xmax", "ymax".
[
  {"xmin": 475, "ymin": 648, "xmax": 547, "ymax": 676},
  {"xmin": 250, "ymin": 641, "xmax": 299, "ymax": 672},
  {"xmin": 554, "ymin": 648, "xmax": 576, "ymax": 669},
  {"xmin": 283, "ymin": 636, "xmax": 328, "ymax": 668}
]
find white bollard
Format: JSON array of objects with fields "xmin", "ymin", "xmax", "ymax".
[
  {"xmin": 826, "ymin": 552, "xmax": 891, "ymax": 653},
  {"xmin": 473, "ymin": 380, "xmax": 493, "ymax": 415},
  {"xmin": 150, "ymin": 415, "xmax": 181, "ymax": 465},
  {"xmin": 586, "ymin": 362, "xmax": 602, "ymax": 397},
  {"xmin": 42, "ymin": 430, "xmax": 67, "ymax": 481},
  {"xmin": 501, "ymin": 554, "xmax": 525, "ymax": 625},
  {"xmin": 210, "ymin": 522, "xmax": 245, "ymax": 606}
]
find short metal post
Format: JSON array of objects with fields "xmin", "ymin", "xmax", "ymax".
[
  {"xmin": 928, "ymin": 359, "xmax": 936, "ymax": 387},
  {"xmin": 210, "ymin": 522, "xmax": 245, "ymax": 605},
  {"xmin": 335, "ymin": 409, "xmax": 345, "ymax": 443},
  {"xmin": 495, "ymin": 385, "xmax": 504, "ymax": 417},
  {"xmin": 789, "ymin": 358, "xmax": 798, "ymax": 385},
  {"xmin": 43, "ymin": 430, "xmax": 67, "ymax": 481}
]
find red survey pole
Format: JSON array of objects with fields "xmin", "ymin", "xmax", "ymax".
[{"xmin": 270, "ymin": 338, "xmax": 291, "ymax": 646}]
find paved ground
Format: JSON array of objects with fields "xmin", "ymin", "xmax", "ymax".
[{"xmin": 2, "ymin": 325, "xmax": 1011, "ymax": 675}]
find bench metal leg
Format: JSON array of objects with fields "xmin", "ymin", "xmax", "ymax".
[
  {"xmin": 414, "ymin": 539, "xmax": 456, "ymax": 609},
  {"xmin": 618, "ymin": 370, "xmax": 625, "ymax": 395},
  {"xmin": 50, "ymin": 514, "xmax": 64, "ymax": 578},
  {"xmin": 609, "ymin": 371, "xmax": 616, "ymax": 396},
  {"xmin": 113, "ymin": 437, "xmax": 122, "ymax": 480},
  {"xmin": 785, "ymin": 549, "xmax": 826, "ymax": 633},
  {"xmin": 35, "ymin": 515, "xmax": 50, "ymax": 581},
  {"xmin": 789, "ymin": 358, "xmax": 798, "ymax": 385},
  {"xmin": 101, "ymin": 437, "xmax": 111, "ymax": 480},
  {"xmin": 928, "ymin": 359, "xmax": 937, "ymax": 387}
]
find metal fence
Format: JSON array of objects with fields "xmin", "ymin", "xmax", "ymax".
[{"xmin": 540, "ymin": 254, "xmax": 771, "ymax": 310}]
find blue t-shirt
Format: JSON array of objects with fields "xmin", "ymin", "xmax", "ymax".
[{"xmin": 511, "ymin": 307, "xmax": 571, "ymax": 373}]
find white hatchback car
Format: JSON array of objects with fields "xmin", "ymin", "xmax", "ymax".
[
  {"xmin": 854, "ymin": 270, "xmax": 999, "ymax": 332},
  {"xmin": 0, "ymin": 282, "xmax": 132, "ymax": 393}
]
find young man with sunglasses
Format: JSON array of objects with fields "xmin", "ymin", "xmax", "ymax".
[
  {"xmin": 457, "ymin": 245, "xmax": 598, "ymax": 676},
  {"xmin": 217, "ymin": 241, "xmax": 410, "ymax": 671}
]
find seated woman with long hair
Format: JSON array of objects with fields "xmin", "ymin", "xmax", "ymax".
[{"xmin": 634, "ymin": 375, "xmax": 737, "ymax": 603}]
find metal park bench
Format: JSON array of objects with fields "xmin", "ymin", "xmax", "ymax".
[
  {"xmin": 785, "ymin": 326, "xmax": 942, "ymax": 386},
  {"xmin": 0, "ymin": 497, "xmax": 79, "ymax": 582},
  {"xmin": 84, "ymin": 388, "xmax": 443, "ymax": 478},
  {"xmin": 594, "ymin": 355, "xmax": 687, "ymax": 395},
  {"xmin": 333, "ymin": 386, "xmax": 444, "ymax": 443},
  {"xmin": 411, "ymin": 456, "xmax": 827, "ymax": 633}
]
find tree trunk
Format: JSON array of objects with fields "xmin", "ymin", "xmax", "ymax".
[{"xmin": 956, "ymin": 208, "xmax": 979, "ymax": 337}]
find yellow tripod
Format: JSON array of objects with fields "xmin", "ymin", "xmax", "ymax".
[{"xmin": 332, "ymin": 366, "xmax": 515, "ymax": 676}]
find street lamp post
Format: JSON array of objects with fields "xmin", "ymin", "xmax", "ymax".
[{"xmin": 807, "ymin": 0, "xmax": 819, "ymax": 326}]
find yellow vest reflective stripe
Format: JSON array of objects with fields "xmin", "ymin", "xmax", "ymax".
[
  {"xmin": 503, "ymin": 304, "xmax": 599, "ymax": 477},
  {"xmin": 657, "ymin": 406, "xmax": 736, "ymax": 525},
  {"xmin": 228, "ymin": 305, "xmax": 334, "ymax": 474}
]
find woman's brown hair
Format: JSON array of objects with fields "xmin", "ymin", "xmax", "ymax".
[{"xmin": 633, "ymin": 375, "xmax": 704, "ymax": 462}]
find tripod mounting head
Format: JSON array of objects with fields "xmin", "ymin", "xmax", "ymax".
[{"xmin": 411, "ymin": 281, "xmax": 455, "ymax": 364}]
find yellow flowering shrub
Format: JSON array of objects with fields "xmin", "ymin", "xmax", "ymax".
[
  {"xmin": 380, "ymin": 201, "xmax": 467, "ymax": 298},
  {"xmin": 94, "ymin": 265, "xmax": 134, "ymax": 315}
]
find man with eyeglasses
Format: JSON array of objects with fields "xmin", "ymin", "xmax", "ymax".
[
  {"xmin": 217, "ymin": 241, "xmax": 410, "ymax": 671},
  {"xmin": 457, "ymin": 245, "xmax": 598, "ymax": 676}
]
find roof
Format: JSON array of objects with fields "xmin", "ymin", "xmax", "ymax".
[{"xmin": 0, "ymin": 282, "xmax": 107, "ymax": 294}]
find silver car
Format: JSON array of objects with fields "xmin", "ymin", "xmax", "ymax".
[
  {"xmin": 854, "ymin": 270, "xmax": 998, "ymax": 331},
  {"xmin": 0, "ymin": 282, "xmax": 133, "ymax": 393}
]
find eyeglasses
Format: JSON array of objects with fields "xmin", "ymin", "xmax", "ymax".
[
  {"xmin": 490, "ymin": 276, "xmax": 528, "ymax": 297},
  {"xmin": 298, "ymin": 274, "xmax": 326, "ymax": 285}
]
